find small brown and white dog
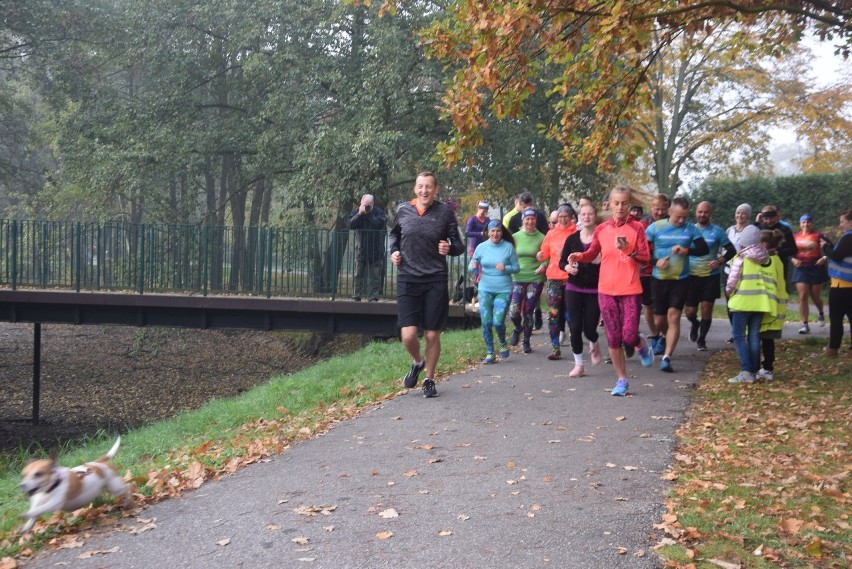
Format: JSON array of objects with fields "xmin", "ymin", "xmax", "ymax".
[{"xmin": 19, "ymin": 436, "xmax": 132, "ymax": 532}]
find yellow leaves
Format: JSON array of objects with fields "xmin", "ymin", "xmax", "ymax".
[{"xmin": 375, "ymin": 531, "xmax": 393, "ymax": 540}]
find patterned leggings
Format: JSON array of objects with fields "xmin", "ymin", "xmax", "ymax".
[
  {"xmin": 510, "ymin": 281, "xmax": 544, "ymax": 344},
  {"xmin": 598, "ymin": 293, "xmax": 641, "ymax": 349},
  {"xmin": 546, "ymin": 279, "xmax": 567, "ymax": 348},
  {"xmin": 478, "ymin": 290, "xmax": 510, "ymax": 354}
]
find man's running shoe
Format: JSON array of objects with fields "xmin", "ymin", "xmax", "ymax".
[
  {"xmin": 522, "ymin": 342, "xmax": 532, "ymax": 354},
  {"xmin": 660, "ymin": 356, "xmax": 674, "ymax": 373},
  {"xmin": 637, "ymin": 334, "xmax": 654, "ymax": 367},
  {"xmin": 652, "ymin": 335, "xmax": 666, "ymax": 355},
  {"xmin": 499, "ymin": 344, "xmax": 510, "ymax": 359},
  {"xmin": 689, "ymin": 319, "xmax": 699, "ymax": 342},
  {"xmin": 547, "ymin": 347, "xmax": 561, "ymax": 360},
  {"xmin": 483, "ymin": 354, "xmax": 496, "ymax": 364},
  {"xmin": 611, "ymin": 378, "xmax": 629, "ymax": 396},
  {"xmin": 798, "ymin": 323, "xmax": 810, "ymax": 334},
  {"xmin": 696, "ymin": 340, "xmax": 708, "ymax": 351},
  {"xmin": 404, "ymin": 360, "xmax": 426, "ymax": 388},
  {"xmin": 818, "ymin": 314, "xmax": 825, "ymax": 327},
  {"xmin": 422, "ymin": 378, "xmax": 438, "ymax": 398},
  {"xmin": 510, "ymin": 329, "xmax": 521, "ymax": 346}
]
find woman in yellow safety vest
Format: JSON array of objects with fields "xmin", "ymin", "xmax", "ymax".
[{"xmin": 725, "ymin": 229, "xmax": 786, "ymax": 384}]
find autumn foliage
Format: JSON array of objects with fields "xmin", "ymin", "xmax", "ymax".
[
  {"xmin": 656, "ymin": 340, "xmax": 851, "ymax": 568},
  {"xmin": 388, "ymin": 0, "xmax": 852, "ymax": 167}
]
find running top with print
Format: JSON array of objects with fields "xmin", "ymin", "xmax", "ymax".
[
  {"xmin": 646, "ymin": 220, "xmax": 706, "ymax": 280},
  {"xmin": 689, "ymin": 223, "xmax": 732, "ymax": 277}
]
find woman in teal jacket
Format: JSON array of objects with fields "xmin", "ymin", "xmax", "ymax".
[{"xmin": 470, "ymin": 220, "xmax": 520, "ymax": 363}]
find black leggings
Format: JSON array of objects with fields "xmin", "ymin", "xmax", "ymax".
[
  {"xmin": 761, "ymin": 338, "xmax": 775, "ymax": 372},
  {"xmin": 829, "ymin": 287, "xmax": 852, "ymax": 350},
  {"xmin": 565, "ymin": 290, "xmax": 600, "ymax": 355}
]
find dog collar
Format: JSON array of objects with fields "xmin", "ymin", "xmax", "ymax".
[{"xmin": 46, "ymin": 470, "xmax": 66, "ymax": 494}]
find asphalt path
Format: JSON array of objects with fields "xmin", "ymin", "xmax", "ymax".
[{"xmin": 22, "ymin": 317, "xmax": 830, "ymax": 569}]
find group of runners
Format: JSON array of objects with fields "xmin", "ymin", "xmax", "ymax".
[{"xmin": 388, "ymin": 171, "xmax": 851, "ymax": 398}]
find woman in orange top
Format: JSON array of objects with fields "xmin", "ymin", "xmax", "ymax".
[
  {"xmin": 536, "ymin": 205, "xmax": 577, "ymax": 360},
  {"xmin": 567, "ymin": 186, "xmax": 655, "ymax": 396}
]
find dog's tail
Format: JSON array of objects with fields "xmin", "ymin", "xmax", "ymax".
[{"xmin": 104, "ymin": 436, "xmax": 122, "ymax": 460}]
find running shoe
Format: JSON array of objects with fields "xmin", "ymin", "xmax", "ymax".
[
  {"xmin": 756, "ymin": 368, "xmax": 774, "ymax": 381},
  {"xmin": 689, "ymin": 320, "xmax": 699, "ymax": 342},
  {"xmin": 499, "ymin": 344, "xmax": 510, "ymax": 359},
  {"xmin": 589, "ymin": 342, "xmax": 602, "ymax": 366},
  {"xmin": 660, "ymin": 356, "xmax": 673, "ymax": 373},
  {"xmin": 611, "ymin": 378, "xmax": 629, "ymax": 396},
  {"xmin": 568, "ymin": 364, "xmax": 585, "ymax": 378},
  {"xmin": 818, "ymin": 315, "xmax": 826, "ymax": 327},
  {"xmin": 403, "ymin": 360, "xmax": 426, "ymax": 388},
  {"xmin": 696, "ymin": 340, "xmax": 708, "ymax": 351},
  {"xmin": 547, "ymin": 347, "xmax": 561, "ymax": 360},
  {"xmin": 483, "ymin": 354, "xmax": 496, "ymax": 364},
  {"xmin": 422, "ymin": 378, "xmax": 438, "ymax": 398},
  {"xmin": 637, "ymin": 334, "xmax": 654, "ymax": 368},
  {"xmin": 652, "ymin": 335, "xmax": 666, "ymax": 356},
  {"xmin": 510, "ymin": 329, "xmax": 521, "ymax": 346},
  {"xmin": 728, "ymin": 371, "xmax": 755, "ymax": 384},
  {"xmin": 798, "ymin": 323, "xmax": 810, "ymax": 334},
  {"xmin": 522, "ymin": 342, "xmax": 532, "ymax": 354}
]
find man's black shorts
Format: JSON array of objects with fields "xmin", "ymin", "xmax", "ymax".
[
  {"xmin": 397, "ymin": 280, "xmax": 450, "ymax": 330},
  {"xmin": 651, "ymin": 278, "xmax": 689, "ymax": 315},
  {"xmin": 685, "ymin": 273, "xmax": 721, "ymax": 307},
  {"xmin": 640, "ymin": 276, "xmax": 653, "ymax": 307}
]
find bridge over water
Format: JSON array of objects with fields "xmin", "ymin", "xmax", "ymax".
[{"xmin": 0, "ymin": 220, "xmax": 477, "ymax": 422}]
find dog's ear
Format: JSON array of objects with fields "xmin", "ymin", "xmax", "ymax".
[{"xmin": 49, "ymin": 447, "xmax": 59, "ymax": 462}]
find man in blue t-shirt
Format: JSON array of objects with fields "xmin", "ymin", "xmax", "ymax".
[
  {"xmin": 646, "ymin": 196, "xmax": 709, "ymax": 372},
  {"xmin": 684, "ymin": 201, "xmax": 736, "ymax": 351}
]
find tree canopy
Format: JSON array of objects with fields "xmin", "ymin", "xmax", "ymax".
[{"xmin": 409, "ymin": 0, "xmax": 851, "ymax": 168}]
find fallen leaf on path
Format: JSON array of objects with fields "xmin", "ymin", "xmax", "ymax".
[
  {"xmin": 78, "ymin": 547, "xmax": 120, "ymax": 559},
  {"xmin": 0, "ymin": 558, "xmax": 16, "ymax": 569},
  {"xmin": 56, "ymin": 537, "xmax": 85, "ymax": 549},
  {"xmin": 616, "ymin": 416, "xmax": 626, "ymax": 421},
  {"xmin": 378, "ymin": 508, "xmax": 399, "ymax": 519},
  {"xmin": 292, "ymin": 537, "xmax": 309, "ymax": 545},
  {"xmin": 217, "ymin": 539, "xmax": 230, "ymax": 547},
  {"xmin": 403, "ymin": 469, "xmax": 418, "ymax": 477},
  {"xmin": 376, "ymin": 531, "xmax": 393, "ymax": 540},
  {"xmin": 438, "ymin": 530, "xmax": 453, "ymax": 536},
  {"xmin": 707, "ymin": 559, "xmax": 741, "ymax": 569}
]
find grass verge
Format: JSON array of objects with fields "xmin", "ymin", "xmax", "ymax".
[
  {"xmin": 0, "ymin": 329, "xmax": 484, "ymax": 559},
  {"xmin": 655, "ymin": 336, "xmax": 851, "ymax": 568}
]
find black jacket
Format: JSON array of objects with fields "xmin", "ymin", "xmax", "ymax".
[
  {"xmin": 348, "ymin": 206, "xmax": 387, "ymax": 262},
  {"xmin": 389, "ymin": 200, "xmax": 464, "ymax": 282}
]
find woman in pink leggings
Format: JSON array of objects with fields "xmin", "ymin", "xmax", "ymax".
[{"xmin": 568, "ymin": 186, "xmax": 655, "ymax": 395}]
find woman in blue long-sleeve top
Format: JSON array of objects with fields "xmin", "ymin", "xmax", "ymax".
[{"xmin": 470, "ymin": 220, "xmax": 520, "ymax": 363}]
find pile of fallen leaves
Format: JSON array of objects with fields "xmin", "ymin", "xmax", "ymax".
[{"xmin": 654, "ymin": 340, "xmax": 850, "ymax": 568}]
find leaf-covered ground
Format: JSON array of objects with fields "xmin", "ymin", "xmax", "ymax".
[
  {"xmin": 0, "ymin": 323, "xmax": 362, "ymax": 453},
  {"xmin": 656, "ymin": 339, "xmax": 851, "ymax": 568}
]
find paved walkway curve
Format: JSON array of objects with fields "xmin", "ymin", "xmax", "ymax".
[{"xmin": 22, "ymin": 320, "xmax": 830, "ymax": 568}]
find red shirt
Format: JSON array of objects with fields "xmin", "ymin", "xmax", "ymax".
[{"xmin": 794, "ymin": 231, "xmax": 824, "ymax": 267}]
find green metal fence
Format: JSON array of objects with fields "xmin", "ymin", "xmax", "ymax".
[{"xmin": 0, "ymin": 220, "xmax": 469, "ymax": 299}]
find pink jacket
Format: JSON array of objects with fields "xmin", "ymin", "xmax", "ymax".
[{"xmin": 725, "ymin": 244, "xmax": 769, "ymax": 295}]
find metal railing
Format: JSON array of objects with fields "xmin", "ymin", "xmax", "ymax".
[{"xmin": 0, "ymin": 220, "xmax": 469, "ymax": 299}]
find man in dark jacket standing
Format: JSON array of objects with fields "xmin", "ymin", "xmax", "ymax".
[
  {"xmin": 389, "ymin": 172, "xmax": 465, "ymax": 398},
  {"xmin": 348, "ymin": 194, "xmax": 386, "ymax": 302},
  {"xmin": 757, "ymin": 204, "xmax": 798, "ymax": 290}
]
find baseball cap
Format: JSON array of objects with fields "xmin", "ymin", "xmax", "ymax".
[
  {"xmin": 799, "ymin": 213, "xmax": 812, "ymax": 222},
  {"xmin": 521, "ymin": 209, "xmax": 537, "ymax": 219}
]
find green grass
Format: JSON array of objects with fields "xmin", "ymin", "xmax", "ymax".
[{"xmin": 0, "ymin": 329, "xmax": 484, "ymax": 556}]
